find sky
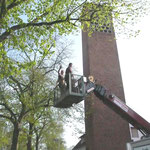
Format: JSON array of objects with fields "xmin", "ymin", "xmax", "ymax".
[
  {"xmin": 117, "ymin": 14, "xmax": 150, "ymax": 123},
  {"xmin": 64, "ymin": 11, "xmax": 150, "ymax": 149}
]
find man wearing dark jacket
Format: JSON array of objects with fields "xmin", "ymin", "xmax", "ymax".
[{"xmin": 65, "ymin": 63, "xmax": 72, "ymax": 89}]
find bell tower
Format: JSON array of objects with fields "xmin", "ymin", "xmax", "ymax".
[{"xmin": 82, "ymin": 16, "xmax": 131, "ymax": 150}]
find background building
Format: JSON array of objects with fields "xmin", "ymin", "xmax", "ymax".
[
  {"xmin": 72, "ymin": 125, "xmax": 143, "ymax": 150},
  {"xmin": 72, "ymin": 134, "xmax": 86, "ymax": 150}
]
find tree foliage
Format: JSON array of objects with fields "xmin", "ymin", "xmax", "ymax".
[
  {"xmin": 0, "ymin": 37, "xmax": 73, "ymax": 149},
  {"xmin": 0, "ymin": 119, "xmax": 12, "ymax": 149},
  {"xmin": 0, "ymin": 0, "xmax": 149, "ymax": 77}
]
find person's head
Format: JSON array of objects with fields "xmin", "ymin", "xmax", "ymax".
[{"xmin": 69, "ymin": 63, "xmax": 72, "ymax": 67}]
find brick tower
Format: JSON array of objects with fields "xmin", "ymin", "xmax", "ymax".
[{"xmin": 82, "ymin": 24, "xmax": 131, "ymax": 149}]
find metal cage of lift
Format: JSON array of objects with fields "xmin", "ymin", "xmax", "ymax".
[{"xmin": 54, "ymin": 73, "xmax": 85, "ymax": 108}]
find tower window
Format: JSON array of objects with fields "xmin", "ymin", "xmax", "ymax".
[
  {"xmin": 131, "ymin": 127, "xmax": 139, "ymax": 138},
  {"xmin": 90, "ymin": 21, "xmax": 113, "ymax": 33}
]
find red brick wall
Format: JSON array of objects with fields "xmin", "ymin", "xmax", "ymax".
[{"xmin": 82, "ymin": 31, "xmax": 131, "ymax": 150}]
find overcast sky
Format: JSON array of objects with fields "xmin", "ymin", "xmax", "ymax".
[{"xmin": 117, "ymin": 14, "xmax": 150, "ymax": 122}]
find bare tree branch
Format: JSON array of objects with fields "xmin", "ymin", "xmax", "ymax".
[
  {"xmin": 0, "ymin": 114, "xmax": 13, "ymax": 121},
  {"xmin": 7, "ymin": 0, "xmax": 26, "ymax": 10},
  {"xmin": 31, "ymin": 12, "xmax": 49, "ymax": 23},
  {"xmin": 0, "ymin": 0, "xmax": 26, "ymax": 19},
  {"xmin": 9, "ymin": 75, "xmax": 24, "ymax": 92},
  {"xmin": 0, "ymin": 0, "xmax": 7, "ymax": 18},
  {"xmin": 0, "ymin": 96, "xmax": 17, "ymax": 121},
  {"xmin": 1, "ymin": 106, "xmax": 15, "ymax": 119},
  {"xmin": 0, "ymin": 18, "xmax": 70, "ymax": 42}
]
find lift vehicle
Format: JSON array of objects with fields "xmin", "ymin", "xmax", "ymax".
[{"xmin": 54, "ymin": 73, "xmax": 150, "ymax": 136}]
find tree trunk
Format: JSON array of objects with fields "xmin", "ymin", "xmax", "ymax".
[
  {"xmin": 10, "ymin": 123, "xmax": 20, "ymax": 150},
  {"xmin": 35, "ymin": 135, "xmax": 39, "ymax": 150},
  {"xmin": 27, "ymin": 123, "xmax": 33, "ymax": 150}
]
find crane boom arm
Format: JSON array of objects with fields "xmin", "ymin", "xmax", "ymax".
[{"xmin": 86, "ymin": 81, "xmax": 150, "ymax": 136}]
